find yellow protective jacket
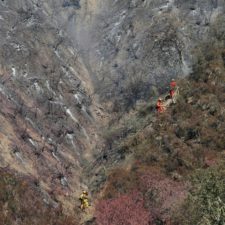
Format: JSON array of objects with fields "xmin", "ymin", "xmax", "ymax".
[{"xmin": 80, "ymin": 194, "xmax": 89, "ymax": 208}]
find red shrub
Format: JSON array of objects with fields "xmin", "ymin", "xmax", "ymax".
[
  {"xmin": 139, "ymin": 170, "xmax": 188, "ymax": 221},
  {"xmin": 95, "ymin": 191, "xmax": 153, "ymax": 225}
]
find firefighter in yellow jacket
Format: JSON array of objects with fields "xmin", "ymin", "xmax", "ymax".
[{"xmin": 79, "ymin": 191, "xmax": 89, "ymax": 210}]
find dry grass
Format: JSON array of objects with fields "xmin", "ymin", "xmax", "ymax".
[{"xmin": 0, "ymin": 169, "xmax": 79, "ymax": 225}]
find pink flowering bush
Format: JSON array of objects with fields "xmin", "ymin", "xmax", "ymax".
[
  {"xmin": 139, "ymin": 170, "xmax": 188, "ymax": 222},
  {"xmin": 95, "ymin": 191, "xmax": 153, "ymax": 225}
]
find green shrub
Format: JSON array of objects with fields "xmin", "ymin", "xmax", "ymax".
[{"xmin": 176, "ymin": 167, "xmax": 225, "ymax": 225}]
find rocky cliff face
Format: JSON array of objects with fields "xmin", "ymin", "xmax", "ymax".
[
  {"xmin": 0, "ymin": 0, "xmax": 224, "ymax": 221},
  {"xmin": 72, "ymin": 0, "xmax": 225, "ymax": 109}
]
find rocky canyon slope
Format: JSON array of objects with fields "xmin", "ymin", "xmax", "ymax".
[
  {"xmin": 0, "ymin": 0, "xmax": 224, "ymax": 224},
  {"xmin": 0, "ymin": 0, "xmax": 104, "ymax": 213}
]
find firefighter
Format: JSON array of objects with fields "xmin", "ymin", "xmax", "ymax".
[
  {"xmin": 170, "ymin": 79, "xmax": 177, "ymax": 103},
  {"xmin": 170, "ymin": 79, "xmax": 177, "ymax": 89},
  {"xmin": 79, "ymin": 191, "xmax": 89, "ymax": 211},
  {"xmin": 156, "ymin": 98, "xmax": 165, "ymax": 113}
]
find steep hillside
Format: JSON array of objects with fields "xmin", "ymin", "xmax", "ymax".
[
  {"xmin": 73, "ymin": 0, "xmax": 225, "ymax": 110},
  {"xmin": 0, "ymin": 0, "xmax": 105, "ymax": 216},
  {"xmin": 88, "ymin": 44, "xmax": 225, "ymax": 224},
  {"xmin": 0, "ymin": 0, "xmax": 225, "ymax": 225}
]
